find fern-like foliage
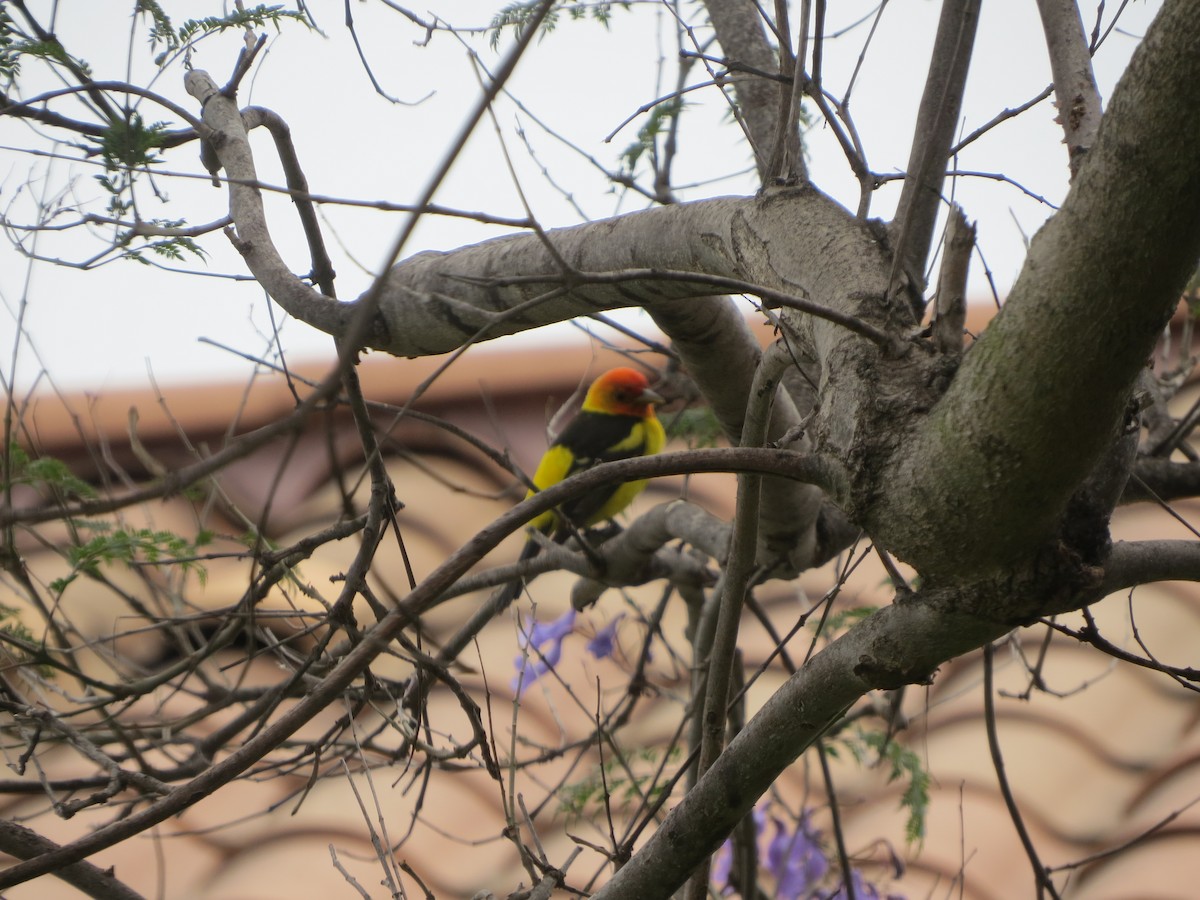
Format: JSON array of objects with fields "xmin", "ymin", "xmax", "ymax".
[
  {"xmin": 838, "ymin": 727, "xmax": 930, "ymax": 846},
  {"xmin": 3, "ymin": 443, "xmax": 96, "ymax": 501},
  {"xmin": 50, "ymin": 522, "xmax": 213, "ymax": 595},
  {"xmin": 489, "ymin": 1, "xmax": 633, "ymax": 50}
]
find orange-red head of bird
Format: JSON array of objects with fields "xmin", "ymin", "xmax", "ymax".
[{"xmin": 581, "ymin": 367, "xmax": 663, "ymax": 418}]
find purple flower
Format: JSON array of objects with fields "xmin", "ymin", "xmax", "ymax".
[
  {"xmin": 711, "ymin": 839, "xmax": 733, "ymax": 894},
  {"xmin": 768, "ymin": 812, "xmax": 828, "ymax": 900},
  {"xmin": 710, "ymin": 808, "xmax": 767, "ymax": 895},
  {"xmin": 586, "ymin": 614, "xmax": 625, "ymax": 659},
  {"xmin": 512, "ymin": 608, "xmax": 576, "ymax": 694},
  {"xmin": 708, "ymin": 801, "xmax": 904, "ymax": 900}
]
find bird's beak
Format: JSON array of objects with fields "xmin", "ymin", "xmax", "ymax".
[{"xmin": 641, "ymin": 386, "xmax": 665, "ymax": 406}]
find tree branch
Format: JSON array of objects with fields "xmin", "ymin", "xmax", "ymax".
[
  {"xmin": 359, "ymin": 188, "xmax": 894, "ymax": 356},
  {"xmin": 701, "ymin": 0, "xmax": 802, "ymax": 182},
  {"xmin": 594, "ymin": 583, "xmax": 1012, "ymax": 898},
  {"xmin": 185, "ymin": 71, "xmax": 352, "ymax": 339},
  {"xmin": 0, "ymin": 820, "xmax": 143, "ymax": 900},
  {"xmin": 889, "ymin": 0, "xmax": 983, "ymax": 315},
  {"xmin": 1121, "ymin": 458, "xmax": 1200, "ymax": 504},
  {"xmin": 1102, "ymin": 540, "xmax": 1200, "ymax": 593},
  {"xmin": 1036, "ymin": 0, "xmax": 1104, "ymax": 179},
  {"xmin": 870, "ymin": 0, "xmax": 1200, "ymax": 579},
  {"xmin": 932, "ymin": 203, "xmax": 973, "ymax": 354}
]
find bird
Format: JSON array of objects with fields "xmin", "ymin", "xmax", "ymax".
[{"xmin": 498, "ymin": 366, "xmax": 666, "ymax": 606}]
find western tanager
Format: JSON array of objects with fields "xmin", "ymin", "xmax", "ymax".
[{"xmin": 500, "ymin": 366, "xmax": 666, "ymax": 603}]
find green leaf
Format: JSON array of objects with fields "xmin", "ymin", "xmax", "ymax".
[
  {"xmin": 812, "ymin": 605, "xmax": 876, "ymax": 637},
  {"xmin": 3, "ymin": 443, "xmax": 96, "ymax": 500},
  {"xmin": 490, "ymin": 1, "xmax": 560, "ymax": 50},
  {"xmin": 558, "ymin": 746, "xmax": 677, "ymax": 818},
  {"xmin": 0, "ymin": 606, "xmax": 56, "ymax": 679},
  {"xmin": 859, "ymin": 729, "xmax": 930, "ymax": 846},
  {"xmin": 0, "ymin": 7, "xmax": 20, "ymax": 80},
  {"xmin": 176, "ymin": 4, "xmax": 308, "ymax": 47},
  {"xmin": 55, "ymin": 527, "xmax": 210, "ymax": 597},
  {"xmin": 136, "ymin": 0, "xmax": 178, "ymax": 57},
  {"xmin": 489, "ymin": 2, "xmax": 632, "ymax": 50},
  {"xmin": 4, "ymin": 37, "xmax": 91, "ymax": 76},
  {"xmin": 620, "ymin": 97, "xmax": 685, "ymax": 175},
  {"xmin": 100, "ymin": 112, "xmax": 169, "ymax": 172}
]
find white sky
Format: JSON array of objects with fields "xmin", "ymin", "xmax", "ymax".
[{"xmin": 0, "ymin": 1, "xmax": 1161, "ymax": 393}]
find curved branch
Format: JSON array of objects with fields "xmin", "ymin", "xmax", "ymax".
[
  {"xmin": 184, "ymin": 71, "xmax": 350, "ymax": 339},
  {"xmin": 362, "ymin": 187, "xmax": 896, "ymax": 357},
  {"xmin": 2, "ymin": 80, "xmax": 204, "ymax": 132},
  {"xmin": 242, "ymin": 106, "xmax": 336, "ymax": 296}
]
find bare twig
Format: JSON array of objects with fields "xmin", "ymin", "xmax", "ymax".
[{"xmin": 982, "ymin": 644, "xmax": 1062, "ymax": 899}]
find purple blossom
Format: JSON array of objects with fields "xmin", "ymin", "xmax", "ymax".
[
  {"xmin": 512, "ymin": 608, "xmax": 576, "ymax": 694},
  {"xmin": 767, "ymin": 812, "xmax": 828, "ymax": 900},
  {"xmin": 585, "ymin": 614, "xmax": 625, "ymax": 659},
  {"xmin": 708, "ymin": 799, "xmax": 904, "ymax": 900},
  {"xmin": 711, "ymin": 839, "xmax": 733, "ymax": 893},
  {"xmin": 710, "ymin": 808, "xmax": 767, "ymax": 896}
]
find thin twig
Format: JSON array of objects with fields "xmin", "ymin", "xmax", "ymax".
[{"xmin": 982, "ymin": 644, "xmax": 1062, "ymax": 899}]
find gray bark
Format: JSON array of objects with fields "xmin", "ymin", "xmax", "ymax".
[
  {"xmin": 1036, "ymin": 0, "xmax": 1104, "ymax": 178},
  {"xmin": 890, "ymin": 0, "xmax": 982, "ymax": 307},
  {"xmin": 869, "ymin": 0, "xmax": 1200, "ymax": 580}
]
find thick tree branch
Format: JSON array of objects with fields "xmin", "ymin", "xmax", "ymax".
[
  {"xmin": 648, "ymin": 298, "xmax": 827, "ymax": 572},
  {"xmin": 871, "ymin": 0, "xmax": 1200, "ymax": 579},
  {"xmin": 596, "ymin": 583, "xmax": 1013, "ymax": 898},
  {"xmin": 185, "ymin": 71, "xmax": 351, "ymax": 338},
  {"xmin": 361, "ymin": 188, "xmax": 897, "ymax": 356}
]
